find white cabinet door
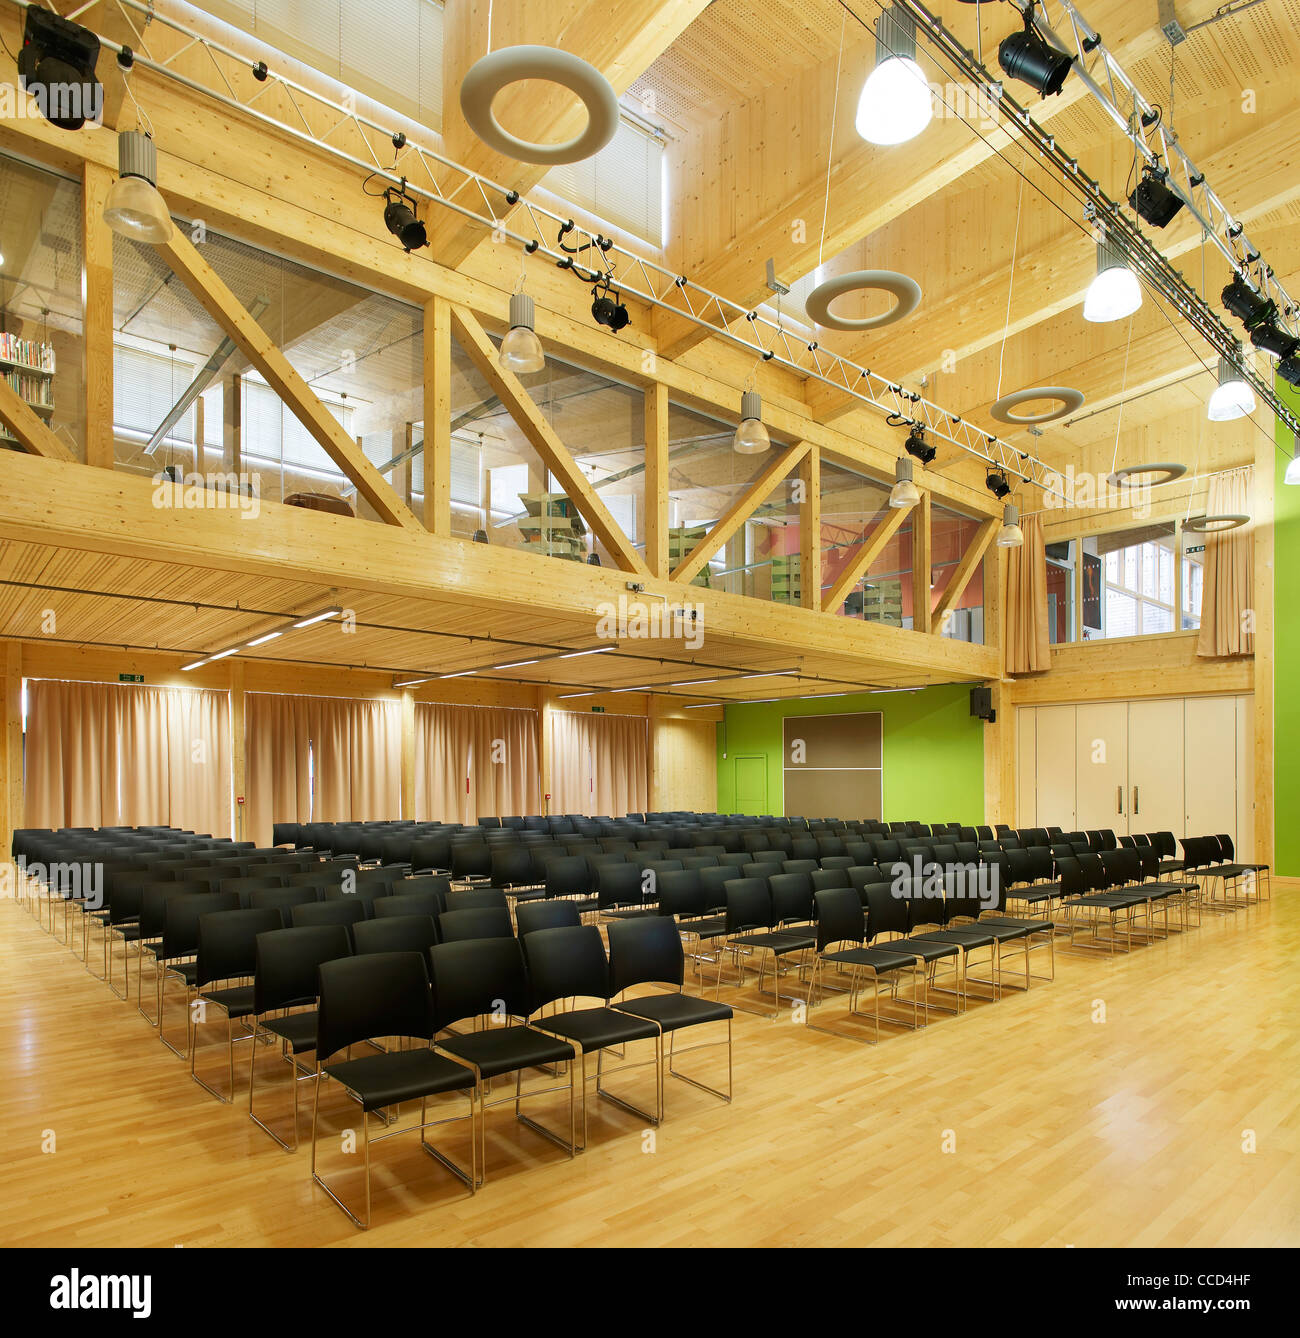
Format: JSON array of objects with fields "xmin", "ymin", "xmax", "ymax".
[
  {"xmin": 1035, "ymin": 705, "xmax": 1077, "ymax": 830},
  {"xmin": 1075, "ymin": 701, "xmax": 1129, "ymax": 833},
  {"xmin": 1184, "ymin": 696, "xmax": 1238, "ymax": 848},
  {"xmin": 1127, "ymin": 698, "xmax": 1185, "ymax": 839},
  {"xmin": 1016, "ymin": 707, "xmax": 1037, "ymax": 827}
]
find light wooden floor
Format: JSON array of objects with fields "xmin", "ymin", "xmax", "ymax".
[{"xmin": 2, "ymin": 888, "xmax": 1297, "ymax": 1248}]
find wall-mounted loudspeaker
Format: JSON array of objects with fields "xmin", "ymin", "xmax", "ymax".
[{"xmin": 970, "ymin": 686, "xmax": 995, "ymax": 723}]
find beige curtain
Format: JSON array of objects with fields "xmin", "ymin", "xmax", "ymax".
[
  {"xmin": 1197, "ymin": 467, "xmax": 1255, "ymax": 658},
  {"xmin": 25, "ymin": 679, "xmax": 231, "ymax": 834},
  {"xmin": 548, "ymin": 710, "xmax": 648, "ymax": 817},
  {"xmin": 415, "ymin": 703, "xmax": 541, "ymax": 823},
  {"xmin": 246, "ymin": 693, "xmax": 401, "ymax": 845},
  {"xmin": 1004, "ymin": 513, "xmax": 1051, "ymax": 674}
]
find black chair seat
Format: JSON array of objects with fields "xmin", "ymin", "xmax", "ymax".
[
  {"xmin": 565, "ymin": 897, "xmax": 600, "ymax": 916},
  {"xmin": 730, "ymin": 929, "xmax": 814, "ymax": 955},
  {"xmin": 679, "ymin": 914, "xmax": 728, "ymax": 940},
  {"xmin": 535, "ymin": 1006, "xmax": 659, "ymax": 1051},
  {"xmin": 261, "ymin": 1010, "xmax": 319, "ymax": 1053},
  {"xmin": 1011, "ymin": 885, "xmax": 1058, "ymax": 904},
  {"xmin": 980, "ymin": 916, "xmax": 1045, "ymax": 937},
  {"xmin": 1216, "ymin": 862, "xmax": 1268, "ymax": 878},
  {"xmin": 1063, "ymin": 892, "xmax": 1148, "ymax": 910},
  {"xmin": 165, "ymin": 960, "xmax": 200, "ymax": 984},
  {"xmin": 960, "ymin": 920, "xmax": 1033, "ymax": 942},
  {"xmin": 505, "ymin": 887, "xmax": 547, "ymax": 903},
  {"xmin": 438, "ymin": 1025, "xmax": 575, "ymax": 1079},
  {"xmin": 888, "ymin": 935, "xmax": 960, "ymax": 963},
  {"xmin": 324, "ymin": 1047, "xmax": 476, "ymax": 1112},
  {"xmin": 200, "ymin": 984, "xmax": 256, "ymax": 1019},
  {"xmin": 822, "ymin": 945, "xmax": 917, "ymax": 973},
  {"xmin": 910, "ymin": 927, "xmax": 998, "ymax": 951},
  {"xmin": 1157, "ymin": 859, "xmax": 1185, "ymax": 874},
  {"xmin": 604, "ymin": 907, "xmax": 659, "ymax": 921},
  {"xmin": 615, "ymin": 992, "xmax": 733, "ymax": 1033}
]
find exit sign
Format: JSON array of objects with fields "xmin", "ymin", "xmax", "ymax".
[
  {"xmin": 591, "ymin": 705, "xmax": 605, "ymax": 713},
  {"xmin": 1185, "ymin": 544, "xmax": 1205, "ymax": 555},
  {"xmin": 119, "ymin": 673, "xmax": 144, "ymax": 684}
]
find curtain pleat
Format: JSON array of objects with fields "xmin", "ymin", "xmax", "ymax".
[
  {"xmin": 414, "ymin": 703, "xmax": 541, "ymax": 822},
  {"xmin": 245, "ymin": 693, "xmax": 402, "ymax": 845},
  {"xmin": 547, "ymin": 711, "xmax": 647, "ymax": 817},
  {"xmin": 1004, "ymin": 513, "xmax": 1051, "ymax": 674},
  {"xmin": 1197, "ymin": 467, "xmax": 1255, "ymax": 658},
  {"xmin": 25, "ymin": 680, "xmax": 230, "ymax": 834}
]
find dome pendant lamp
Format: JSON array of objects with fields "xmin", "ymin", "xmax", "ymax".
[
  {"xmin": 733, "ymin": 389, "xmax": 771, "ymax": 455},
  {"xmin": 855, "ymin": 4, "xmax": 934, "ymax": 147},
  {"xmin": 103, "ymin": 130, "xmax": 173, "ymax": 244}
]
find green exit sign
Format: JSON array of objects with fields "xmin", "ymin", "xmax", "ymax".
[
  {"xmin": 591, "ymin": 705, "xmax": 605, "ymax": 713},
  {"xmin": 119, "ymin": 673, "xmax": 144, "ymax": 684}
]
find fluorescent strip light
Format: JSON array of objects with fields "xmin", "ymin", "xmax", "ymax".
[
  {"xmin": 246, "ymin": 631, "xmax": 284, "ymax": 647},
  {"xmin": 669, "ymin": 677, "xmax": 720, "ymax": 687},
  {"xmin": 206, "ymin": 647, "xmax": 239, "ymax": 663},
  {"xmin": 494, "ymin": 659, "xmax": 539, "ymax": 669},
  {"xmin": 739, "ymin": 669, "xmax": 799, "ymax": 679},
  {"xmin": 393, "ymin": 676, "xmax": 435, "ymax": 689},
  {"xmin": 293, "ymin": 607, "xmax": 342, "ymax": 629},
  {"xmin": 440, "ymin": 670, "xmax": 476, "ymax": 679},
  {"xmin": 559, "ymin": 647, "xmax": 614, "ymax": 658},
  {"xmin": 684, "ymin": 701, "xmax": 723, "ymax": 709},
  {"xmin": 180, "ymin": 659, "xmax": 205, "ymax": 672},
  {"xmin": 557, "ymin": 691, "xmax": 594, "ymax": 699}
]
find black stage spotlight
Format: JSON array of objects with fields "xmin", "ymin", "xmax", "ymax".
[
  {"xmin": 1128, "ymin": 164, "xmax": 1184, "ymax": 228},
  {"xmin": 591, "ymin": 284, "xmax": 630, "ymax": 331},
  {"xmin": 905, "ymin": 423, "xmax": 936, "ymax": 465},
  {"xmin": 1278, "ymin": 355, "xmax": 1300, "ymax": 388},
  {"xmin": 998, "ymin": 4, "xmax": 1073, "ymax": 98},
  {"xmin": 986, "ymin": 468, "xmax": 1013, "ymax": 500},
  {"xmin": 1222, "ymin": 276, "xmax": 1274, "ymax": 329},
  {"xmin": 382, "ymin": 183, "xmax": 427, "ymax": 252},
  {"xmin": 1251, "ymin": 321, "xmax": 1299, "ymax": 361},
  {"xmin": 18, "ymin": 7, "xmax": 102, "ymax": 130}
]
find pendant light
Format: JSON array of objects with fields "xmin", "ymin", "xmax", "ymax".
[
  {"xmin": 996, "ymin": 502, "xmax": 1025, "ymax": 547},
  {"xmin": 499, "ymin": 291, "xmax": 545, "ymax": 374},
  {"xmin": 103, "ymin": 130, "xmax": 173, "ymax": 244},
  {"xmin": 1083, "ymin": 236, "xmax": 1142, "ymax": 323},
  {"xmin": 1206, "ymin": 354, "xmax": 1255, "ymax": 421},
  {"xmin": 889, "ymin": 456, "xmax": 920, "ymax": 509},
  {"xmin": 855, "ymin": 4, "xmax": 933, "ymax": 146},
  {"xmin": 733, "ymin": 389, "xmax": 771, "ymax": 454},
  {"xmin": 1285, "ymin": 433, "xmax": 1300, "ymax": 486}
]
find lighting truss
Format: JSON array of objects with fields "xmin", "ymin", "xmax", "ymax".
[
  {"xmin": 39, "ymin": 0, "xmax": 1064, "ymax": 499},
  {"xmin": 1031, "ymin": 0, "xmax": 1298, "ymax": 345},
  {"xmin": 893, "ymin": 0, "xmax": 1300, "ymax": 440}
]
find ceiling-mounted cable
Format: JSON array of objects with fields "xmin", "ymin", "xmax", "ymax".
[
  {"xmin": 995, "ymin": 175, "xmax": 1026, "ymax": 403},
  {"xmin": 818, "ymin": 9, "xmax": 848, "ymax": 272}
]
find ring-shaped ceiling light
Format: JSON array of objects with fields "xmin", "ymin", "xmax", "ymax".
[
  {"xmin": 1105, "ymin": 462, "xmax": 1188, "ymax": 489},
  {"xmin": 1182, "ymin": 513, "xmax": 1250, "ymax": 533},
  {"xmin": 803, "ymin": 270, "xmax": 922, "ymax": 332},
  {"xmin": 989, "ymin": 385, "xmax": 1085, "ymax": 425},
  {"xmin": 459, "ymin": 46, "xmax": 619, "ymax": 166}
]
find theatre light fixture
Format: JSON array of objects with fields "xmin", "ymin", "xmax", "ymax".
[{"xmin": 998, "ymin": 2, "xmax": 1073, "ymax": 98}]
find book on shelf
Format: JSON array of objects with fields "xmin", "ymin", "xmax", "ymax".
[
  {"xmin": 0, "ymin": 333, "xmax": 56, "ymax": 373},
  {"xmin": 2, "ymin": 369, "xmax": 54, "ymax": 407}
]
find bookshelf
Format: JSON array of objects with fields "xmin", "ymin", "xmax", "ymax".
[{"xmin": 0, "ymin": 333, "xmax": 57, "ymax": 446}]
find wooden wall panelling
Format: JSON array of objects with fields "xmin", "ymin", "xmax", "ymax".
[{"xmin": 81, "ymin": 161, "xmax": 115, "ymax": 469}]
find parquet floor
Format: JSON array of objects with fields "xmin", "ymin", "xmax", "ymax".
[{"xmin": 2, "ymin": 887, "xmax": 1297, "ymax": 1247}]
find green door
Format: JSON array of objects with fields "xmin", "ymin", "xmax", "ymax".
[{"xmin": 733, "ymin": 755, "xmax": 767, "ymax": 815}]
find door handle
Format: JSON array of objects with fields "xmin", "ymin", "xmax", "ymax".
[
  {"xmin": 1117, "ymin": 785, "xmax": 1124, "ymax": 815},
  {"xmin": 1132, "ymin": 786, "xmax": 1139, "ymax": 815}
]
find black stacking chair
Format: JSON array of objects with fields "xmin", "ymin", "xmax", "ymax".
[
  {"xmin": 902, "ymin": 875, "xmax": 993, "ymax": 1005},
  {"xmin": 606, "ymin": 917, "xmax": 732, "ymax": 1106},
  {"xmin": 516, "ymin": 901, "xmax": 583, "ymax": 936},
  {"xmin": 523, "ymin": 926, "xmax": 661, "ymax": 1150},
  {"xmin": 443, "ymin": 887, "xmax": 509, "ymax": 912},
  {"xmin": 864, "ymin": 882, "xmax": 963, "ymax": 1022},
  {"xmin": 1212, "ymin": 833, "xmax": 1269, "ymax": 901},
  {"xmin": 719, "ymin": 877, "xmax": 815, "ymax": 1017},
  {"xmin": 449, "ymin": 843, "xmax": 492, "ymax": 887},
  {"xmin": 188, "ymin": 907, "xmax": 283, "ymax": 1102},
  {"xmin": 352, "ymin": 914, "xmax": 440, "ymax": 956},
  {"xmin": 596, "ymin": 862, "xmax": 656, "ymax": 920},
  {"xmin": 311, "ymin": 952, "xmax": 476, "ymax": 1228},
  {"xmin": 394, "ymin": 873, "xmax": 453, "ymax": 901},
  {"xmin": 544, "ymin": 855, "xmax": 598, "ymax": 918},
  {"xmin": 155, "ymin": 890, "xmax": 242, "ymax": 1056},
  {"xmin": 373, "ymin": 890, "xmax": 446, "ymax": 921},
  {"xmin": 488, "ymin": 846, "xmax": 542, "ymax": 904},
  {"xmin": 248, "ymin": 924, "xmax": 352, "ymax": 1151},
  {"xmin": 437, "ymin": 906, "xmax": 514, "ymax": 943},
  {"xmin": 806, "ymin": 888, "xmax": 923, "ymax": 1042},
  {"xmin": 429, "ymin": 938, "xmax": 576, "ymax": 1185}
]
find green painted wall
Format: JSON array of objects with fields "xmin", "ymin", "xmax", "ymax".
[
  {"xmin": 715, "ymin": 683, "xmax": 985, "ymax": 823},
  {"xmin": 1273, "ymin": 374, "xmax": 1300, "ymax": 876}
]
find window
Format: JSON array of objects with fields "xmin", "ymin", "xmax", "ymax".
[
  {"xmin": 1082, "ymin": 525, "xmax": 1179, "ymax": 641},
  {"xmin": 1045, "ymin": 538, "xmax": 1076, "ymax": 644},
  {"xmin": 1181, "ymin": 534, "xmax": 1205, "ymax": 630}
]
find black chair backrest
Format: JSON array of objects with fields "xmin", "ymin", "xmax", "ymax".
[
  {"xmin": 1215, "ymin": 834, "xmax": 1236, "ymax": 861},
  {"xmin": 516, "ymin": 900, "xmax": 583, "ymax": 936},
  {"xmin": 811, "ymin": 867, "xmax": 850, "ymax": 892},
  {"xmin": 253, "ymin": 923, "xmax": 352, "ymax": 1013},
  {"xmin": 544, "ymin": 855, "xmax": 592, "ymax": 899},
  {"xmin": 374, "ymin": 890, "xmax": 446, "ymax": 920},
  {"xmin": 352, "ymin": 914, "xmax": 439, "ymax": 956},
  {"xmin": 437, "ymin": 906, "xmax": 514, "ymax": 943},
  {"xmin": 522, "ymin": 924, "xmax": 610, "ymax": 1009},
  {"xmin": 724, "ymin": 877, "xmax": 772, "ymax": 933},
  {"xmin": 1076, "ymin": 852, "xmax": 1107, "ymax": 891},
  {"xmin": 410, "ymin": 834, "xmax": 451, "ymax": 871},
  {"xmin": 444, "ymin": 887, "xmax": 509, "ymax": 912},
  {"xmin": 160, "ymin": 890, "xmax": 241, "ymax": 958},
  {"xmin": 595, "ymin": 861, "xmax": 647, "ymax": 911},
  {"xmin": 450, "ymin": 843, "xmax": 491, "ymax": 880},
  {"xmin": 941, "ymin": 868, "xmax": 986, "ymax": 923},
  {"xmin": 220, "ymin": 873, "xmax": 289, "ymax": 900},
  {"xmin": 864, "ymin": 882, "xmax": 909, "ymax": 939},
  {"xmin": 430, "ymin": 937, "xmax": 531, "ymax": 1029},
  {"xmin": 813, "ymin": 887, "xmax": 865, "ymax": 952},
  {"xmin": 316, "ymin": 951, "xmax": 433, "ymax": 1061},
  {"xmin": 489, "ymin": 846, "xmax": 533, "ymax": 887},
  {"xmin": 655, "ymin": 868, "xmax": 706, "ymax": 920},
  {"xmin": 768, "ymin": 871, "xmax": 813, "ymax": 924},
  {"xmin": 291, "ymin": 899, "xmax": 367, "ymax": 936},
  {"xmin": 697, "ymin": 865, "xmax": 733, "ymax": 914},
  {"xmin": 607, "ymin": 917, "xmax": 685, "ymax": 994},
  {"xmin": 247, "ymin": 885, "xmax": 320, "ymax": 927},
  {"xmin": 194, "ymin": 907, "xmax": 283, "ymax": 987}
]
